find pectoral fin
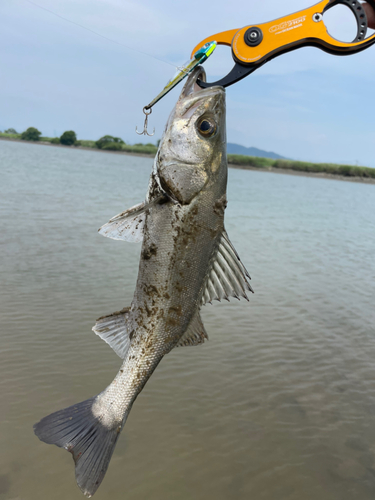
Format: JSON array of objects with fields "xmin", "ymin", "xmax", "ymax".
[
  {"xmin": 98, "ymin": 202, "xmax": 147, "ymax": 242},
  {"xmin": 201, "ymin": 231, "xmax": 253, "ymax": 305},
  {"xmin": 98, "ymin": 195, "xmax": 167, "ymax": 242}
]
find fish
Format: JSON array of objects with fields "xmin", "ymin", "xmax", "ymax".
[{"xmin": 33, "ymin": 66, "xmax": 253, "ymax": 497}]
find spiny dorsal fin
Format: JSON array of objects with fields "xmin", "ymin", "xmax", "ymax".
[
  {"xmin": 201, "ymin": 230, "xmax": 253, "ymax": 305},
  {"xmin": 175, "ymin": 312, "xmax": 208, "ymax": 347},
  {"xmin": 92, "ymin": 307, "xmax": 133, "ymax": 359}
]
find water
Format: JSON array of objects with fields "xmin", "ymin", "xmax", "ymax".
[{"xmin": 1, "ymin": 140, "xmax": 375, "ymax": 500}]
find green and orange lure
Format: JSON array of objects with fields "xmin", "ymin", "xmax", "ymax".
[{"xmin": 136, "ymin": 41, "xmax": 216, "ymax": 136}]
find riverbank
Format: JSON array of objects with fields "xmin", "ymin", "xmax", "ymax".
[
  {"xmin": 228, "ymin": 162, "xmax": 375, "ymax": 185},
  {"xmin": 0, "ymin": 136, "xmax": 155, "ymax": 159},
  {"xmin": 1, "ymin": 135, "xmax": 374, "ymax": 184}
]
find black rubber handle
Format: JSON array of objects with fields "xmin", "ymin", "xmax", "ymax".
[{"xmin": 197, "ymin": 63, "xmax": 257, "ymax": 89}]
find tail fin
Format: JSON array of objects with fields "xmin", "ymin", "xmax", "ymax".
[{"xmin": 34, "ymin": 397, "xmax": 121, "ymax": 497}]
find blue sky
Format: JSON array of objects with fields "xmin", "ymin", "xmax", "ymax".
[{"xmin": 1, "ymin": 0, "xmax": 375, "ymax": 166}]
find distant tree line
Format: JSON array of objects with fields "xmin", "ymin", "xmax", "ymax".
[
  {"xmin": 21, "ymin": 127, "xmax": 42, "ymax": 141},
  {"xmin": 1, "ymin": 127, "xmax": 158, "ymax": 152},
  {"xmin": 18, "ymin": 127, "xmax": 81, "ymax": 146},
  {"xmin": 95, "ymin": 135, "xmax": 124, "ymax": 150}
]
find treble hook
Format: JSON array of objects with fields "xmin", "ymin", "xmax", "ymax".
[{"xmin": 136, "ymin": 107, "xmax": 155, "ymax": 136}]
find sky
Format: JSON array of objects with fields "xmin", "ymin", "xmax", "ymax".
[{"xmin": 1, "ymin": 0, "xmax": 375, "ymax": 166}]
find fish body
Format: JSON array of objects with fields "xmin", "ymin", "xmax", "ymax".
[{"xmin": 34, "ymin": 67, "xmax": 252, "ymax": 497}]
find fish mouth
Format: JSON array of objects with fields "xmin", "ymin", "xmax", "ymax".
[
  {"xmin": 180, "ymin": 66, "xmax": 208, "ymax": 98},
  {"xmin": 180, "ymin": 66, "xmax": 224, "ymax": 98},
  {"xmin": 178, "ymin": 66, "xmax": 225, "ymax": 116}
]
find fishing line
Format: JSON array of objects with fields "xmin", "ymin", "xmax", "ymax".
[{"xmin": 24, "ymin": 0, "xmax": 177, "ymax": 69}]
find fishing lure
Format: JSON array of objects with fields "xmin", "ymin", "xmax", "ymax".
[{"xmin": 136, "ymin": 41, "xmax": 216, "ymax": 135}]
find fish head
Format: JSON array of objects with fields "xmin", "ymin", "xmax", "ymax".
[{"xmin": 156, "ymin": 66, "xmax": 226, "ymax": 205}]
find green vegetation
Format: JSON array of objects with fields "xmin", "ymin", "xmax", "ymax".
[
  {"xmin": 0, "ymin": 129, "xmax": 158, "ymax": 155},
  {"xmin": 0, "ymin": 131, "xmax": 19, "ymax": 139},
  {"xmin": 96, "ymin": 135, "xmax": 125, "ymax": 151},
  {"xmin": 5, "ymin": 128, "xmax": 17, "ymax": 134},
  {"xmin": 21, "ymin": 127, "xmax": 41, "ymax": 141},
  {"xmin": 227, "ymin": 155, "xmax": 272, "ymax": 169},
  {"xmin": 79, "ymin": 139, "xmax": 96, "ymax": 148},
  {"xmin": 227, "ymin": 155, "xmax": 375, "ymax": 180},
  {"xmin": 122, "ymin": 144, "xmax": 157, "ymax": 155},
  {"xmin": 60, "ymin": 130, "xmax": 77, "ymax": 146},
  {"xmin": 1, "ymin": 127, "xmax": 374, "ymax": 180}
]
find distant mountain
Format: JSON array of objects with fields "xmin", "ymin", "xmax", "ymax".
[{"xmin": 227, "ymin": 143, "xmax": 286, "ymax": 160}]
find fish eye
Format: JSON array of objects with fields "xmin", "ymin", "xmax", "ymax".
[{"xmin": 196, "ymin": 116, "xmax": 217, "ymax": 138}]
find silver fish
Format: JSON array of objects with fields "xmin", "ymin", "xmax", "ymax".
[{"xmin": 34, "ymin": 66, "xmax": 253, "ymax": 497}]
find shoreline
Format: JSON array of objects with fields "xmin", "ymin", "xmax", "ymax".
[
  {"xmin": 1, "ymin": 136, "xmax": 374, "ymax": 185},
  {"xmin": 0, "ymin": 136, "xmax": 155, "ymax": 159},
  {"xmin": 228, "ymin": 162, "xmax": 375, "ymax": 185}
]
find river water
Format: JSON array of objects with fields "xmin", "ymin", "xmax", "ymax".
[{"xmin": 1, "ymin": 140, "xmax": 375, "ymax": 500}]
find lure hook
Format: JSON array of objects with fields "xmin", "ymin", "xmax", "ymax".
[{"xmin": 136, "ymin": 107, "xmax": 155, "ymax": 136}]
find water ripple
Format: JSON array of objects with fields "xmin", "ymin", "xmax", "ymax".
[{"xmin": 1, "ymin": 141, "xmax": 375, "ymax": 499}]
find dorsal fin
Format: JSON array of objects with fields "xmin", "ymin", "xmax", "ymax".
[
  {"xmin": 201, "ymin": 230, "xmax": 253, "ymax": 305},
  {"xmin": 175, "ymin": 312, "xmax": 208, "ymax": 347},
  {"xmin": 92, "ymin": 307, "xmax": 133, "ymax": 359}
]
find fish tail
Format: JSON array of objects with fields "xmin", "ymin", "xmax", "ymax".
[{"xmin": 34, "ymin": 396, "xmax": 123, "ymax": 497}]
